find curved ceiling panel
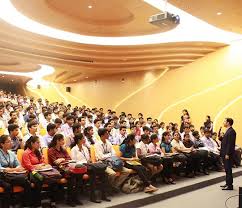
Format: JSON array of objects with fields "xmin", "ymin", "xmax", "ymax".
[
  {"xmin": 10, "ymin": 0, "xmax": 167, "ymax": 37},
  {"xmin": 0, "ymin": 19, "xmax": 225, "ymax": 83},
  {"xmin": 170, "ymin": 0, "xmax": 242, "ymax": 34},
  {"xmin": 0, "ymin": 1, "xmax": 231, "ymax": 84}
]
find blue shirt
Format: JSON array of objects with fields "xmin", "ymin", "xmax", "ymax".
[
  {"xmin": 0, "ymin": 149, "xmax": 20, "ymax": 171},
  {"xmin": 161, "ymin": 142, "xmax": 172, "ymax": 153},
  {"xmin": 120, "ymin": 144, "xmax": 135, "ymax": 158}
]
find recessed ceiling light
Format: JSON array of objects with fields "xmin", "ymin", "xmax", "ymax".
[
  {"xmin": 88, "ymin": 5, "xmax": 92, "ymax": 9},
  {"xmin": 73, "ymin": 79, "xmax": 76, "ymax": 81},
  {"xmin": 85, "ymin": 76, "xmax": 89, "ymax": 79},
  {"xmin": 217, "ymin": 12, "xmax": 222, "ymax": 15}
]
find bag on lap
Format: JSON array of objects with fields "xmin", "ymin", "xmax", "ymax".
[
  {"xmin": 39, "ymin": 168, "xmax": 62, "ymax": 183},
  {"xmin": 3, "ymin": 172, "xmax": 28, "ymax": 183},
  {"xmin": 87, "ymin": 162, "xmax": 107, "ymax": 173},
  {"xmin": 141, "ymin": 155, "xmax": 163, "ymax": 166},
  {"xmin": 104, "ymin": 156, "xmax": 124, "ymax": 171}
]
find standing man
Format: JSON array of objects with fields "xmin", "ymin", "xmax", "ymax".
[{"xmin": 220, "ymin": 118, "xmax": 236, "ymax": 190}]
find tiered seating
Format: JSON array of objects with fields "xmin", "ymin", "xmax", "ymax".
[{"xmin": 0, "ymin": 142, "xmax": 133, "ymax": 195}]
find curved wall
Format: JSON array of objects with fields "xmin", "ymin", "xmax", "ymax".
[{"xmin": 26, "ymin": 41, "xmax": 242, "ymax": 146}]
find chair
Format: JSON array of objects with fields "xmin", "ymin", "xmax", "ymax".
[
  {"xmin": 66, "ymin": 147, "xmax": 71, "ymax": 156},
  {"xmin": 0, "ymin": 150, "xmax": 25, "ymax": 196},
  {"xmin": 21, "ymin": 127, "xmax": 28, "ymax": 137},
  {"xmin": 113, "ymin": 145, "xmax": 122, "ymax": 157},
  {"xmin": 42, "ymin": 147, "xmax": 49, "ymax": 164},
  {"xmin": 39, "ymin": 128, "xmax": 47, "ymax": 137},
  {"xmin": 17, "ymin": 149, "xmax": 24, "ymax": 164},
  {"xmin": 90, "ymin": 145, "xmax": 97, "ymax": 163},
  {"xmin": 0, "ymin": 128, "xmax": 5, "ymax": 136}
]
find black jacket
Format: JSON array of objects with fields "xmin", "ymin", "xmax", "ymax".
[{"xmin": 220, "ymin": 127, "xmax": 236, "ymax": 157}]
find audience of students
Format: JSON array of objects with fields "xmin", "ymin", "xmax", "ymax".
[{"xmin": 0, "ymin": 90, "xmax": 241, "ymax": 207}]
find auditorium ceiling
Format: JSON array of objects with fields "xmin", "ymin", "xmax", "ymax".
[
  {"xmin": 0, "ymin": 0, "xmax": 241, "ymax": 84},
  {"xmin": 170, "ymin": 0, "xmax": 242, "ymax": 34}
]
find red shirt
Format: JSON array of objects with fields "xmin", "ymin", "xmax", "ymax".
[
  {"xmin": 22, "ymin": 148, "xmax": 44, "ymax": 171},
  {"xmin": 48, "ymin": 147, "xmax": 71, "ymax": 166}
]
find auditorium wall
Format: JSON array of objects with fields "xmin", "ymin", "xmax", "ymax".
[{"xmin": 26, "ymin": 40, "xmax": 242, "ymax": 146}]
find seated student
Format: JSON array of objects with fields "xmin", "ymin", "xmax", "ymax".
[
  {"xmin": 211, "ymin": 132, "xmax": 221, "ymax": 149},
  {"xmin": 95, "ymin": 128, "xmax": 130, "ymax": 191},
  {"xmin": 8, "ymin": 124, "xmax": 24, "ymax": 153},
  {"xmin": 183, "ymin": 133, "xmax": 202, "ymax": 175},
  {"xmin": 72, "ymin": 123, "xmax": 81, "ymax": 135},
  {"xmin": 71, "ymin": 133, "xmax": 110, "ymax": 203},
  {"xmin": 200, "ymin": 126, "xmax": 205, "ymax": 138},
  {"xmin": 22, "ymin": 136, "xmax": 60, "ymax": 208},
  {"xmin": 48, "ymin": 134, "xmax": 83, "ymax": 207},
  {"xmin": 104, "ymin": 122, "xmax": 115, "ymax": 144},
  {"xmin": 23, "ymin": 120, "xmax": 40, "ymax": 145},
  {"xmin": 136, "ymin": 134, "xmax": 163, "ymax": 177},
  {"xmin": 170, "ymin": 132, "xmax": 196, "ymax": 178},
  {"xmin": 151, "ymin": 125, "xmax": 162, "ymax": 142},
  {"xmin": 120, "ymin": 134, "xmax": 158, "ymax": 193},
  {"xmin": 129, "ymin": 125, "xmax": 136, "ymax": 135},
  {"xmin": 180, "ymin": 125, "xmax": 195, "ymax": 141},
  {"xmin": 54, "ymin": 118, "xmax": 63, "ymax": 133},
  {"xmin": 84, "ymin": 126, "xmax": 95, "ymax": 150},
  {"xmin": 148, "ymin": 134, "xmax": 175, "ymax": 184},
  {"xmin": 142, "ymin": 126, "xmax": 151, "ymax": 136},
  {"xmin": 41, "ymin": 112, "xmax": 52, "ymax": 130},
  {"xmin": 93, "ymin": 119, "xmax": 102, "ymax": 141},
  {"xmin": 77, "ymin": 116, "xmax": 86, "ymax": 133},
  {"xmin": 0, "ymin": 135, "xmax": 32, "ymax": 208},
  {"xmin": 113, "ymin": 126, "xmax": 127, "ymax": 145},
  {"xmin": 61, "ymin": 115, "xmax": 75, "ymax": 147},
  {"xmin": 134, "ymin": 121, "xmax": 142, "ymax": 142},
  {"xmin": 41, "ymin": 123, "xmax": 57, "ymax": 148},
  {"xmin": 158, "ymin": 122, "xmax": 165, "ymax": 137},
  {"xmin": 192, "ymin": 131, "xmax": 209, "ymax": 175},
  {"xmin": 201, "ymin": 129, "xmax": 223, "ymax": 171}
]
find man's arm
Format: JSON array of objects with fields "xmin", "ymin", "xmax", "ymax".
[{"xmin": 225, "ymin": 130, "xmax": 236, "ymax": 157}]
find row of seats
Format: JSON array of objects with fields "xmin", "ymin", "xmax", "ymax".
[{"xmin": 0, "ymin": 144, "xmax": 123, "ymax": 194}]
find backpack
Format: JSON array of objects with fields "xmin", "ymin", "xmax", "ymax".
[
  {"xmin": 105, "ymin": 156, "xmax": 124, "ymax": 171},
  {"xmin": 121, "ymin": 175, "xmax": 144, "ymax": 194}
]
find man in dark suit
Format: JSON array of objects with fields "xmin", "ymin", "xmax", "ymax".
[{"xmin": 220, "ymin": 118, "xmax": 236, "ymax": 190}]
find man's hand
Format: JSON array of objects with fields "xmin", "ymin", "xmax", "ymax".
[{"xmin": 225, "ymin": 155, "xmax": 229, "ymax": 160}]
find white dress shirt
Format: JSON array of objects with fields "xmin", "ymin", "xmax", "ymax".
[
  {"xmin": 71, "ymin": 145, "xmax": 90, "ymax": 163},
  {"xmin": 94, "ymin": 140, "xmax": 116, "ymax": 161},
  {"xmin": 61, "ymin": 123, "xmax": 74, "ymax": 147},
  {"xmin": 136, "ymin": 141, "xmax": 149, "ymax": 156},
  {"xmin": 41, "ymin": 133, "xmax": 53, "ymax": 148},
  {"xmin": 113, "ymin": 134, "xmax": 126, "ymax": 145}
]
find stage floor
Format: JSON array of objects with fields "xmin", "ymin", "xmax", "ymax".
[
  {"xmin": 141, "ymin": 176, "xmax": 241, "ymax": 208},
  {"xmin": 61, "ymin": 167, "xmax": 242, "ymax": 208}
]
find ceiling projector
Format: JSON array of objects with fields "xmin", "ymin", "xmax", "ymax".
[{"xmin": 149, "ymin": 11, "xmax": 180, "ymax": 30}]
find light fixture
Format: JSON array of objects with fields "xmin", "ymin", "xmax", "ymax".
[
  {"xmin": 85, "ymin": 76, "xmax": 89, "ymax": 79},
  {"xmin": 73, "ymin": 79, "xmax": 76, "ymax": 81},
  {"xmin": 0, "ymin": 0, "xmax": 241, "ymax": 45},
  {"xmin": 217, "ymin": 12, "xmax": 222, "ymax": 15},
  {"xmin": 2, "ymin": 75, "xmax": 4, "ymax": 78},
  {"xmin": 88, "ymin": 5, "xmax": 92, "ymax": 9},
  {"xmin": 0, "ymin": 64, "xmax": 55, "ymax": 89},
  {"xmin": 11, "ymin": 80, "xmax": 13, "ymax": 82}
]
